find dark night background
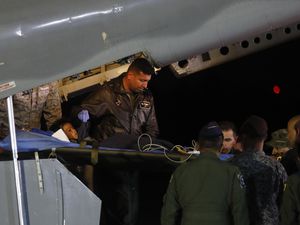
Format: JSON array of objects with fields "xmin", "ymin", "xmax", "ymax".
[
  {"xmin": 149, "ymin": 37, "xmax": 300, "ymax": 147},
  {"xmin": 62, "ymin": 37, "xmax": 300, "ymax": 225},
  {"xmin": 64, "ymin": 37, "xmax": 300, "ymax": 146},
  {"xmin": 140, "ymin": 38, "xmax": 300, "ymax": 224}
]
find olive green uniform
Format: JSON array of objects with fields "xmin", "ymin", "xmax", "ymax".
[
  {"xmin": 161, "ymin": 151, "xmax": 249, "ymax": 225},
  {"xmin": 280, "ymin": 172, "xmax": 300, "ymax": 225}
]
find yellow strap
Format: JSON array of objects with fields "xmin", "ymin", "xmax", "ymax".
[{"xmin": 91, "ymin": 148, "xmax": 98, "ymax": 165}]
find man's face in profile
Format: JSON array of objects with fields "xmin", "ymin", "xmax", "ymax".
[{"xmin": 221, "ymin": 129, "xmax": 236, "ymax": 153}]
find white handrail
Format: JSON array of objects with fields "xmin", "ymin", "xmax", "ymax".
[{"xmin": 7, "ymin": 96, "xmax": 25, "ymax": 225}]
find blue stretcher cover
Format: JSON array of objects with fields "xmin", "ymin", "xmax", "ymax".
[
  {"xmin": 0, "ymin": 131, "xmax": 234, "ymax": 161},
  {"xmin": 0, "ymin": 130, "xmax": 81, "ymax": 152}
]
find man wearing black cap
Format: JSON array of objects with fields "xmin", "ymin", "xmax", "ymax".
[
  {"xmin": 161, "ymin": 121, "xmax": 249, "ymax": 225},
  {"xmin": 230, "ymin": 115, "xmax": 287, "ymax": 225}
]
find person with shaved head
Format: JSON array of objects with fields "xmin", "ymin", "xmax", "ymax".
[
  {"xmin": 281, "ymin": 115, "xmax": 300, "ymax": 176},
  {"xmin": 280, "ymin": 119, "xmax": 300, "ymax": 225}
]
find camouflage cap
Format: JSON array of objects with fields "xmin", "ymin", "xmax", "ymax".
[{"xmin": 266, "ymin": 129, "xmax": 289, "ymax": 148}]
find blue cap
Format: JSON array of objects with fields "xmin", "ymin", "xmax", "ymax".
[{"xmin": 198, "ymin": 121, "xmax": 223, "ymax": 138}]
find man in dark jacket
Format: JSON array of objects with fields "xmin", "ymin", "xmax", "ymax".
[
  {"xmin": 73, "ymin": 57, "xmax": 159, "ymax": 142},
  {"xmin": 73, "ymin": 57, "xmax": 159, "ymax": 225},
  {"xmin": 161, "ymin": 121, "xmax": 249, "ymax": 225}
]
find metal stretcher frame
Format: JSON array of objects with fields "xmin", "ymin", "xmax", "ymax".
[
  {"xmin": 1, "ymin": 147, "xmax": 232, "ymax": 172},
  {"xmin": 1, "ymin": 147, "xmax": 194, "ymax": 170}
]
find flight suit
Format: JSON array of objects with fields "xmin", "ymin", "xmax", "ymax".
[
  {"xmin": 161, "ymin": 151, "xmax": 249, "ymax": 225},
  {"xmin": 74, "ymin": 73, "xmax": 159, "ymax": 141},
  {"xmin": 0, "ymin": 81, "xmax": 62, "ymax": 139},
  {"xmin": 72, "ymin": 73, "xmax": 159, "ymax": 225},
  {"xmin": 280, "ymin": 172, "xmax": 300, "ymax": 225}
]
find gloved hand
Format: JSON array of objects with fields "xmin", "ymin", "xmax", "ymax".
[{"xmin": 78, "ymin": 110, "xmax": 90, "ymax": 122}]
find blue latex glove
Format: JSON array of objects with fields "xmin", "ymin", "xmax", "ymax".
[{"xmin": 78, "ymin": 110, "xmax": 90, "ymax": 122}]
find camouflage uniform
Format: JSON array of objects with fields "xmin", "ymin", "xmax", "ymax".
[
  {"xmin": 280, "ymin": 171, "xmax": 300, "ymax": 225},
  {"xmin": 0, "ymin": 81, "xmax": 62, "ymax": 139},
  {"xmin": 161, "ymin": 151, "xmax": 249, "ymax": 225},
  {"xmin": 230, "ymin": 151, "xmax": 288, "ymax": 225}
]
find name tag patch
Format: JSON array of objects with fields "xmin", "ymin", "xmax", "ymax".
[{"xmin": 140, "ymin": 100, "xmax": 150, "ymax": 109}]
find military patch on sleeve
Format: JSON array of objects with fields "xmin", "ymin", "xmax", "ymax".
[
  {"xmin": 115, "ymin": 98, "xmax": 121, "ymax": 106},
  {"xmin": 169, "ymin": 175, "xmax": 174, "ymax": 184},
  {"xmin": 284, "ymin": 183, "xmax": 287, "ymax": 191},
  {"xmin": 237, "ymin": 173, "xmax": 246, "ymax": 189}
]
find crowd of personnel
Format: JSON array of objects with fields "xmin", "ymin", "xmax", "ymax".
[
  {"xmin": 0, "ymin": 58, "xmax": 159, "ymax": 225},
  {"xmin": 1, "ymin": 57, "xmax": 300, "ymax": 225},
  {"xmin": 162, "ymin": 115, "xmax": 300, "ymax": 225}
]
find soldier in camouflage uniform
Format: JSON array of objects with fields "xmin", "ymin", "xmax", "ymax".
[
  {"xmin": 0, "ymin": 80, "xmax": 62, "ymax": 139},
  {"xmin": 230, "ymin": 115, "xmax": 287, "ymax": 225},
  {"xmin": 161, "ymin": 121, "xmax": 249, "ymax": 225}
]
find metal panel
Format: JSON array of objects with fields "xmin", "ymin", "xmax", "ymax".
[
  {"xmin": 1, "ymin": 0, "xmax": 300, "ymax": 98},
  {"xmin": 0, "ymin": 158, "xmax": 101, "ymax": 225},
  {"xmin": 170, "ymin": 21, "xmax": 300, "ymax": 76}
]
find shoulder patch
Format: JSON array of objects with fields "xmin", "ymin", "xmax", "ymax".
[
  {"xmin": 115, "ymin": 98, "xmax": 121, "ymax": 106},
  {"xmin": 284, "ymin": 183, "xmax": 287, "ymax": 191},
  {"xmin": 169, "ymin": 175, "xmax": 174, "ymax": 184},
  {"xmin": 237, "ymin": 172, "xmax": 246, "ymax": 189}
]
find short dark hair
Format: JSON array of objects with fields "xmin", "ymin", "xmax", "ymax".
[
  {"xmin": 219, "ymin": 120, "xmax": 237, "ymax": 135},
  {"xmin": 128, "ymin": 58, "xmax": 155, "ymax": 76},
  {"xmin": 239, "ymin": 115, "xmax": 268, "ymax": 150},
  {"xmin": 239, "ymin": 115, "xmax": 268, "ymax": 139},
  {"xmin": 49, "ymin": 117, "xmax": 72, "ymax": 132}
]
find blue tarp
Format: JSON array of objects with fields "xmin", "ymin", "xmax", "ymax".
[
  {"xmin": 0, "ymin": 131, "xmax": 234, "ymax": 161},
  {"xmin": 0, "ymin": 130, "xmax": 80, "ymax": 152}
]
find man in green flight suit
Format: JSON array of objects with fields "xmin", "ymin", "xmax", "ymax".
[
  {"xmin": 161, "ymin": 121, "xmax": 249, "ymax": 225},
  {"xmin": 280, "ymin": 120, "xmax": 300, "ymax": 225}
]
